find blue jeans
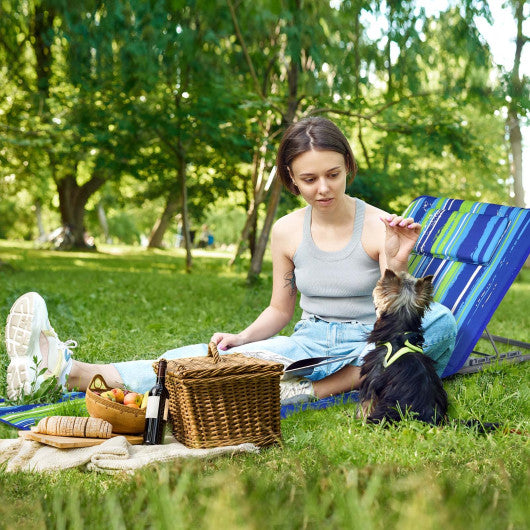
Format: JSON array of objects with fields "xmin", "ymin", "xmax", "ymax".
[{"xmin": 113, "ymin": 302, "xmax": 456, "ymax": 393}]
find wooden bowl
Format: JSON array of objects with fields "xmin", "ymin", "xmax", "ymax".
[{"xmin": 85, "ymin": 374, "xmax": 146, "ymax": 434}]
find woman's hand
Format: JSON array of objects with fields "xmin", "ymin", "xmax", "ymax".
[
  {"xmin": 210, "ymin": 332, "xmax": 247, "ymax": 351},
  {"xmin": 381, "ymin": 214, "xmax": 421, "ymax": 272}
]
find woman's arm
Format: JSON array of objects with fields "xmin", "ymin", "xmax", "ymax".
[
  {"xmin": 379, "ymin": 214, "xmax": 422, "ymax": 273},
  {"xmin": 211, "ymin": 217, "xmax": 298, "ymax": 350}
]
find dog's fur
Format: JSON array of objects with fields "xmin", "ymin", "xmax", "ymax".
[{"xmin": 359, "ymin": 269, "xmax": 448, "ymax": 425}]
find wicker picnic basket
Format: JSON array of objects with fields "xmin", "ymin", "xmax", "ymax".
[{"xmin": 154, "ymin": 342, "xmax": 283, "ymax": 449}]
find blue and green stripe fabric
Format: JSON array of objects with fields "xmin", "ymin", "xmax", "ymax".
[
  {"xmin": 0, "ymin": 392, "xmax": 355, "ymax": 426},
  {"xmin": 404, "ymin": 196, "xmax": 530, "ymax": 377},
  {"xmin": 0, "ymin": 393, "xmax": 86, "ymax": 430}
]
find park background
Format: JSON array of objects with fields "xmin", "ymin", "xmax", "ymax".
[
  {"xmin": 0, "ymin": 1, "xmax": 529, "ymax": 529},
  {"xmin": 0, "ymin": 0, "xmax": 529, "ymax": 279}
]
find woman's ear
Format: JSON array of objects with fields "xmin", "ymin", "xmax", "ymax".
[{"xmin": 287, "ymin": 166, "xmax": 299, "ymax": 194}]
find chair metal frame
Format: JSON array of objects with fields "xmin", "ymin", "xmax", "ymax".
[{"xmin": 457, "ymin": 329, "xmax": 530, "ymax": 375}]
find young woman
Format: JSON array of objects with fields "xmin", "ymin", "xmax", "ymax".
[{"xmin": 5, "ymin": 117, "xmax": 457, "ymax": 403}]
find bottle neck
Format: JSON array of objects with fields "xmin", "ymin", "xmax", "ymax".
[{"xmin": 157, "ymin": 359, "xmax": 167, "ymax": 383}]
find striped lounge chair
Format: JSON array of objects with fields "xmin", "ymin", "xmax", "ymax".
[
  {"xmin": 280, "ymin": 195, "xmax": 530, "ymax": 418},
  {"xmin": 404, "ymin": 195, "xmax": 530, "ymax": 377}
]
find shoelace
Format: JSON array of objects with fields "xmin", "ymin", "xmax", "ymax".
[
  {"xmin": 48, "ymin": 338, "xmax": 77, "ymax": 379},
  {"xmin": 61, "ymin": 339, "xmax": 78, "ymax": 361},
  {"xmin": 43, "ymin": 329, "xmax": 77, "ymax": 363}
]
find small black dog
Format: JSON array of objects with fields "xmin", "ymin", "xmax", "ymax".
[{"xmin": 359, "ymin": 269, "xmax": 448, "ymax": 425}]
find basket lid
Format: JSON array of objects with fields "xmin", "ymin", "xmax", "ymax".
[{"xmin": 158, "ymin": 342, "xmax": 284, "ymax": 380}]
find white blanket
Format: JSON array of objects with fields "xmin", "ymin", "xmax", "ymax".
[{"xmin": 0, "ymin": 435, "xmax": 259, "ymax": 474}]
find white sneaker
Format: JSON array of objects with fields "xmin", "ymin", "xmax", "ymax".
[
  {"xmin": 5, "ymin": 292, "xmax": 76, "ymax": 400},
  {"xmin": 280, "ymin": 378, "xmax": 316, "ymax": 405}
]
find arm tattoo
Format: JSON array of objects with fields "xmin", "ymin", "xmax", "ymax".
[{"xmin": 284, "ymin": 269, "xmax": 297, "ymax": 296}]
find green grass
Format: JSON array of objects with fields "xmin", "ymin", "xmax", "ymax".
[{"xmin": 0, "ymin": 241, "xmax": 528, "ymax": 530}]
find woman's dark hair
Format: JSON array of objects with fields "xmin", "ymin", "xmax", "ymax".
[{"xmin": 276, "ymin": 116, "xmax": 358, "ymax": 195}]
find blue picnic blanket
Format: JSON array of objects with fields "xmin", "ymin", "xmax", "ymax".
[
  {"xmin": 280, "ymin": 391, "xmax": 358, "ymax": 418},
  {"xmin": 0, "ymin": 392, "xmax": 86, "ymax": 430},
  {"xmin": 0, "ymin": 390, "xmax": 359, "ymax": 430}
]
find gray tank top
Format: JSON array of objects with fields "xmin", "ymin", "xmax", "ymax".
[{"xmin": 293, "ymin": 198, "xmax": 380, "ymax": 324}]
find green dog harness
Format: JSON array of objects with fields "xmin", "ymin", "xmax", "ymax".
[{"xmin": 380, "ymin": 332, "xmax": 424, "ymax": 368}]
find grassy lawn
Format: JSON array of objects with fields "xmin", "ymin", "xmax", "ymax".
[{"xmin": 0, "ymin": 241, "xmax": 528, "ymax": 529}]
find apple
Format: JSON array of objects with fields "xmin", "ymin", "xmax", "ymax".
[
  {"xmin": 101, "ymin": 391, "xmax": 116, "ymax": 402},
  {"xmin": 123, "ymin": 392, "xmax": 142, "ymax": 407},
  {"xmin": 110, "ymin": 388, "xmax": 125, "ymax": 404},
  {"xmin": 126, "ymin": 403, "xmax": 140, "ymax": 409}
]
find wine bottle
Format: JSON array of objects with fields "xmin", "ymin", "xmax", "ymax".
[{"xmin": 143, "ymin": 358, "xmax": 170, "ymax": 445}]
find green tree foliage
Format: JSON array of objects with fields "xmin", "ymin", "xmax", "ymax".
[
  {"xmin": 310, "ymin": 2, "xmax": 508, "ymax": 212},
  {"xmin": 0, "ymin": 0, "xmax": 520, "ymax": 276},
  {"xmin": 0, "ymin": 0, "xmax": 148, "ymax": 247},
  {"xmin": 124, "ymin": 1, "xmax": 251, "ymax": 267}
]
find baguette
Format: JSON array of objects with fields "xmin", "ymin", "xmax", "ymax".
[{"xmin": 35, "ymin": 416, "xmax": 113, "ymax": 439}]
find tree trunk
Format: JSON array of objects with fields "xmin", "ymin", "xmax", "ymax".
[
  {"xmin": 507, "ymin": 0, "xmax": 528, "ymax": 208},
  {"xmin": 229, "ymin": 120, "xmax": 273, "ymax": 267},
  {"xmin": 32, "ymin": 3, "xmax": 60, "ymax": 240},
  {"xmin": 148, "ymin": 189, "xmax": 180, "ymax": 248},
  {"xmin": 228, "ymin": 155, "xmax": 260, "ymax": 266},
  {"xmin": 229, "ymin": 201, "xmax": 259, "ymax": 266},
  {"xmin": 177, "ymin": 146, "xmax": 193, "ymax": 273},
  {"xmin": 35, "ymin": 199, "xmax": 46, "ymax": 241},
  {"xmin": 147, "ymin": 144, "xmax": 192, "ymax": 272},
  {"xmin": 229, "ymin": 188, "xmax": 259, "ymax": 266},
  {"xmin": 32, "ymin": 3, "xmax": 54, "ymax": 100},
  {"xmin": 249, "ymin": 211, "xmax": 258, "ymax": 257},
  {"xmin": 97, "ymin": 201, "xmax": 111, "ymax": 243},
  {"xmin": 507, "ymin": 113, "xmax": 525, "ymax": 208},
  {"xmin": 247, "ymin": 176, "xmax": 283, "ymax": 281},
  {"xmin": 56, "ymin": 172, "xmax": 105, "ymax": 249},
  {"xmin": 353, "ymin": 7, "xmax": 370, "ymax": 169}
]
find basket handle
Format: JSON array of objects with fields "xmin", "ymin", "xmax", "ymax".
[
  {"xmin": 208, "ymin": 341, "xmax": 221, "ymax": 363},
  {"xmin": 89, "ymin": 374, "xmax": 112, "ymax": 393}
]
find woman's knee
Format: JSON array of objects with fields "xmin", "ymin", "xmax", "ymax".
[
  {"xmin": 422, "ymin": 303, "xmax": 457, "ymax": 375},
  {"xmin": 423, "ymin": 302, "xmax": 457, "ymax": 341}
]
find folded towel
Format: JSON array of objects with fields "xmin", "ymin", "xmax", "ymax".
[{"xmin": 0, "ymin": 435, "xmax": 259, "ymax": 474}]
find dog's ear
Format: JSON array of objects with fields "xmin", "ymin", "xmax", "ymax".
[
  {"xmin": 383, "ymin": 269, "xmax": 398, "ymax": 281},
  {"xmin": 380, "ymin": 269, "xmax": 401, "ymax": 291},
  {"xmin": 378, "ymin": 269, "xmax": 401, "ymax": 297},
  {"xmin": 415, "ymin": 275, "xmax": 434, "ymax": 301},
  {"xmin": 415, "ymin": 275, "xmax": 434, "ymax": 289}
]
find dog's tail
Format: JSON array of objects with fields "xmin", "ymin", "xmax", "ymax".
[{"xmin": 454, "ymin": 419, "xmax": 526, "ymax": 435}]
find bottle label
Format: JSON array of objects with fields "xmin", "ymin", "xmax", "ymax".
[
  {"xmin": 145, "ymin": 396, "xmax": 160, "ymax": 419},
  {"xmin": 163, "ymin": 400, "xmax": 169, "ymax": 421}
]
